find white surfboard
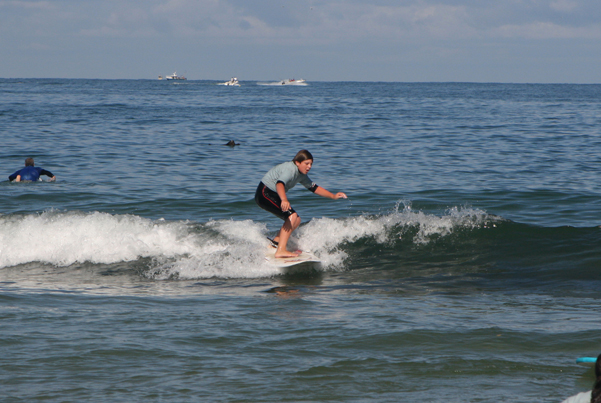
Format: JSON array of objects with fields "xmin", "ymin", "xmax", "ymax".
[{"xmin": 265, "ymin": 248, "xmax": 321, "ymax": 269}]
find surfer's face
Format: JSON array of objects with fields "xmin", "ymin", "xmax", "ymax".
[{"xmin": 295, "ymin": 159, "xmax": 313, "ymax": 175}]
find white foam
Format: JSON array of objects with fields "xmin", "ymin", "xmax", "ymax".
[
  {"xmin": 297, "ymin": 200, "xmax": 496, "ymax": 256},
  {"xmin": 146, "ymin": 219, "xmax": 281, "ymax": 279},
  {"xmin": 0, "ymin": 210, "xmax": 194, "ymax": 268},
  {"xmin": 391, "ymin": 201, "xmax": 496, "ymax": 244},
  {"xmin": 0, "ymin": 204, "xmax": 498, "ymax": 279},
  {"xmin": 256, "ymin": 81, "xmax": 308, "ymax": 86}
]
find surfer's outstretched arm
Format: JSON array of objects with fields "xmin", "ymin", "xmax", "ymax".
[{"xmin": 313, "ymin": 186, "xmax": 347, "ymax": 200}]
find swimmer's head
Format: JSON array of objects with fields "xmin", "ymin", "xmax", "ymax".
[
  {"xmin": 293, "ymin": 150, "xmax": 313, "ymax": 175},
  {"xmin": 292, "ymin": 150, "xmax": 313, "ymax": 163},
  {"xmin": 25, "ymin": 158, "xmax": 34, "ymax": 167}
]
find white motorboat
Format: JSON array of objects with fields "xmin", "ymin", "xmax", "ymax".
[
  {"xmin": 279, "ymin": 78, "xmax": 306, "ymax": 85},
  {"xmin": 221, "ymin": 77, "xmax": 240, "ymax": 86},
  {"xmin": 166, "ymin": 72, "xmax": 187, "ymax": 80}
]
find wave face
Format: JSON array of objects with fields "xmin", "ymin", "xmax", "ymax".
[
  {"xmin": 0, "ymin": 204, "xmax": 491, "ymax": 273},
  {"xmin": 3, "ymin": 203, "xmax": 598, "ymax": 290}
]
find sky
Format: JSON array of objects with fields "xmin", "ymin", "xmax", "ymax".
[{"xmin": 1, "ymin": 0, "xmax": 600, "ymax": 83}]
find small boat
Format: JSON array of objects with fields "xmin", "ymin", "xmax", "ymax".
[
  {"xmin": 221, "ymin": 77, "xmax": 240, "ymax": 86},
  {"xmin": 166, "ymin": 72, "xmax": 187, "ymax": 80},
  {"xmin": 279, "ymin": 78, "xmax": 306, "ymax": 85}
]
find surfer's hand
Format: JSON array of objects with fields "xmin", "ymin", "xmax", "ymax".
[
  {"xmin": 281, "ymin": 200, "xmax": 291, "ymax": 211},
  {"xmin": 334, "ymin": 192, "xmax": 347, "ymax": 199}
]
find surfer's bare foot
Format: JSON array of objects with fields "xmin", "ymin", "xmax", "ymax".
[{"xmin": 275, "ymin": 250, "xmax": 300, "ymax": 258}]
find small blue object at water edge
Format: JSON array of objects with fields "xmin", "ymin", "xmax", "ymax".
[{"xmin": 576, "ymin": 357, "xmax": 596, "ymax": 366}]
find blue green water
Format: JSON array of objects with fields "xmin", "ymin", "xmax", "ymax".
[{"xmin": 1, "ymin": 79, "xmax": 600, "ymax": 402}]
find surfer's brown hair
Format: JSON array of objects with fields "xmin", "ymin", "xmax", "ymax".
[
  {"xmin": 25, "ymin": 158, "xmax": 34, "ymax": 167},
  {"xmin": 292, "ymin": 150, "xmax": 313, "ymax": 163}
]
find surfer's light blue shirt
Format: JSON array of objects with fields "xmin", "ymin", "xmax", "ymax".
[{"xmin": 261, "ymin": 161, "xmax": 315, "ymax": 193}]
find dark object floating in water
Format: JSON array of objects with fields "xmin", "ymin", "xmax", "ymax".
[{"xmin": 226, "ymin": 140, "xmax": 240, "ymax": 147}]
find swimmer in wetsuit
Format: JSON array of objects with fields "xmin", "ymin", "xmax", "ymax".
[
  {"xmin": 255, "ymin": 149, "xmax": 347, "ymax": 258},
  {"xmin": 9, "ymin": 158, "xmax": 56, "ymax": 182}
]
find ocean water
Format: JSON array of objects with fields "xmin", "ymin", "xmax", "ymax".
[{"xmin": 1, "ymin": 79, "xmax": 600, "ymax": 402}]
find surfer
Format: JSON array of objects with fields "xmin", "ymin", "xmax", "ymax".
[
  {"xmin": 255, "ymin": 149, "xmax": 347, "ymax": 258},
  {"xmin": 561, "ymin": 354, "xmax": 601, "ymax": 403},
  {"xmin": 9, "ymin": 158, "xmax": 56, "ymax": 182}
]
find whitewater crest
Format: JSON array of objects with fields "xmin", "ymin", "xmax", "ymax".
[
  {"xmin": 0, "ymin": 210, "xmax": 194, "ymax": 268},
  {"xmin": 391, "ymin": 200, "xmax": 499, "ymax": 244},
  {"xmin": 0, "ymin": 204, "xmax": 500, "ymax": 278},
  {"xmin": 297, "ymin": 200, "xmax": 499, "ymax": 250}
]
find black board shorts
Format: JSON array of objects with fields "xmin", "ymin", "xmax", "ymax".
[{"xmin": 255, "ymin": 182, "xmax": 296, "ymax": 220}]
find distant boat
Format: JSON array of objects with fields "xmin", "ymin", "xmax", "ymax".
[
  {"xmin": 220, "ymin": 77, "xmax": 240, "ymax": 86},
  {"xmin": 166, "ymin": 72, "xmax": 187, "ymax": 80},
  {"xmin": 256, "ymin": 78, "xmax": 308, "ymax": 87},
  {"xmin": 279, "ymin": 78, "xmax": 306, "ymax": 86}
]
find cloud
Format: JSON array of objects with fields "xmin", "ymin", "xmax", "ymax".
[
  {"xmin": 1, "ymin": 0, "xmax": 601, "ymax": 82},
  {"xmin": 4, "ymin": 0, "xmax": 601, "ymax": 43},
  {"xmin": 493, "ymin": 21, "xmax": 601, "ymax": 40},
  {"xmin": 550, "ymin": 0, "xmax": 578, "ymax": 12},
  {"xmin": 0, "ymin": 0, "xmax": 53, "ymax": 10},
  {"xmin": 107, "ymin": 1, "xmax": 601, "ymax": 43}
]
